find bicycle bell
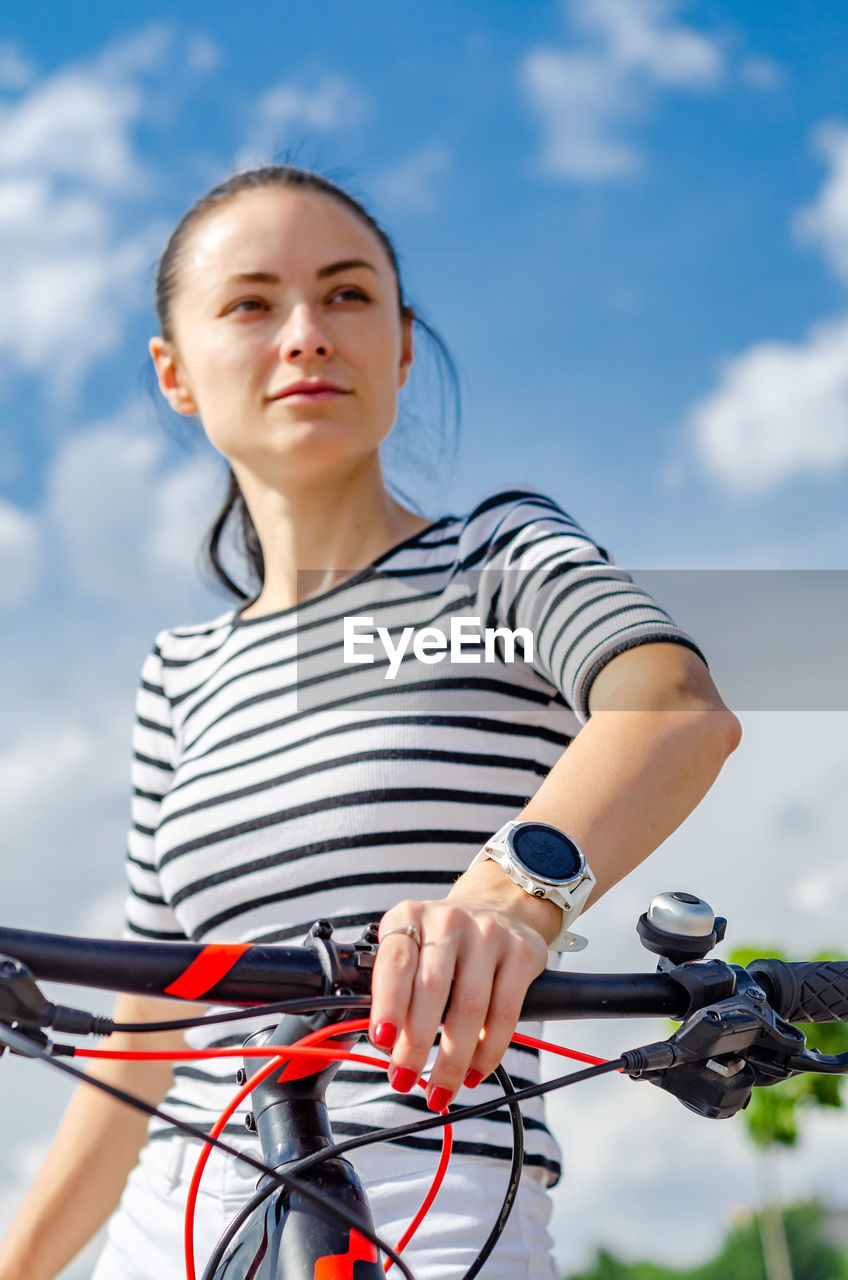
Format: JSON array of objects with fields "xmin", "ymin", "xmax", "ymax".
[{"xmin": 637, "ymin": 891, "xmax": 726, "ymax": 967}]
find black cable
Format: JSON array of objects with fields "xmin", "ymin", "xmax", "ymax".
[
  {"xmin": 4, "ymin": 1011, "xmax": 620, "ymax": 1279},
  {"xmin": 0, "ymin": 1022, "xmax": 415, "ymax": 1280},
  {"xmin": 282, "ymin": 1058, "xmax": 625, "ymax": 1175},
  {"xmin": 200, "ymin": 1058, "xmax": 620, "ymax": 1258},
  {"xmin": 200, "ymin": 1062, "xmax": 525, "ymax": 1280},
  {"xmin": 201, "ymin": 1181, "xmax": 276, "ymax": 1280},
  {"xmin": 111, "ymin": 993, "xmax": 371, "ymax": 1034},
  {"xmin": 460, "ymin": 1063, "xmax": 524, "ymax": 1280}
]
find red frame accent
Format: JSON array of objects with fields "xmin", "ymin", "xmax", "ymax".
[
  {"xmin": 163, "ymin": 943, "xmax": 251, "ymax": 999},
  {"xmin": 313, "ymin": 1229, "xmax": 378, "ymax": 1279}
]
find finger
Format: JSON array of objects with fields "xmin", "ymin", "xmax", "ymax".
[
  {"xmin": 369, "ymin": 905, "xmax": 424, "ymax": 1057},
  {"xmin": 430, "ymin": 933, "xmax": 542, "ymax": 1105},
  {"xmin": 387, "ymin": 919, "xmax": 463, "ymax": 1093},
  {"xmin": 422, "ymin": 937, "xmax": 497, "ymax": 1109}
]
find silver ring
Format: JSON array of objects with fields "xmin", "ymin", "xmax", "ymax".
[{"xmin": 380, "ymin": 924, "xmax": 422, "ymax": 948}]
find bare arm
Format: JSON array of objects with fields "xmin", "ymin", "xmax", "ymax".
[
  {"xmin": 370, "ymin": 644, "xmax": 742, "ymax": 1108},
  {"xmin": 0, "ymin": 991, "xmax": 204, "ymax": 1280}
]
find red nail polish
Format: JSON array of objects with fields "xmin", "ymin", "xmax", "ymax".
[
  {"xmin": 372, "ymin": 1022, "xmax": 397, "ymax": 1049},
  {"xmin": 389, "ymin": 1066, "xmax": 417, "ymax": 1094},
  {"xmin": 463, "ymin": 1069, "xmax": 484, "ymax": 1089},
  {"xmin": 427, "ymin": 1086, "xmax": 453, "ymax": 1113}
]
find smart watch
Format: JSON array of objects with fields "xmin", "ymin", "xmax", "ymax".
[{"xmin": 468, "ymin": 819, "xmax": 596, "ymax": 951}]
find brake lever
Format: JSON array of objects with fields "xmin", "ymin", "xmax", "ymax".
[
  {"xmin": 0, "ymin": 953, "xmax": 113, "ymax": 1041},
  {"xmin": 782, "ymin": 1047, "xmax": 848, "ymax": 1076},
  {"xmin": 621, "ymin": 966, "xmax": 807, "ymax": 1118},
  {"xmin": 0, "ymin": 954, "xmax": 54, "ymax": 1039}
]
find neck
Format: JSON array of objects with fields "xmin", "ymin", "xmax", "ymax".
[{"xmin": 234, "ymin": 459, "xmax": 432, "ymax": 616}]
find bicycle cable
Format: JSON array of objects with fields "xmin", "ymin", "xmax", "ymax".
[
  {"xmin": 57, "ymin": 1020, "xmax": 616, "ymax": 1278},
  {"xmin": 80, "ymin": 1016, "xmax": 524, "ymax": 1280},
  {"xmin": 180, "ymin": 1020, "xmax": 452, "ymax": 1279},
  {"xmin": 196, "ymin": 1059, "xmax": 525, "ymax": 1280},
  {"xmin": 0, "ymin": 1022, "xmax": 417, "ymax": 1280},
  {"xmin": 111, "ymin": 993, "xmax": 371, "ymax": 1034}
]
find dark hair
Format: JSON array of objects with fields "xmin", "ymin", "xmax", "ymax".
[{"xmin": 154, "ymin": 164, "xmax": 460, "ymax": 600}]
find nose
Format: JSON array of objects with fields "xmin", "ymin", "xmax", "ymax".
[{"xmin": 277, "ymin": 302, "xmax": 333, "ymax": 361}]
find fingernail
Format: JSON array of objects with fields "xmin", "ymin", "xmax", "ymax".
[
  {"xmin": 372, "ymin": 1022, "xmax": 397, "ymax": 1049},
  {"xmin": 427, "ymin": 1086, "xmax": 453, "ymax": 1113},
  {"xmin": 463, "ymin": 1069, "xmax": 484, "ymax": 1089},
  {"xmin": 389, "ymin": 1066, "xmax": 417, "ymax": 1094}
]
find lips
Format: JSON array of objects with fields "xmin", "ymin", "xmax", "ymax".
[{"xmin": 270, "ymin": 380, "xmax": 350, "ymax": 399}]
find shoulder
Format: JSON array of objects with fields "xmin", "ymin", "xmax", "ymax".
[
  {"xmin": 454, "ymin": 487, "xmax": 609, "ymax": 565},
  {"xmin": 142, "ymin": 607, "xmax": 238, "ymax": 680}
]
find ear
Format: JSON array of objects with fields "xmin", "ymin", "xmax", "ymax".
[
  {"xmin": 149, "ymin": 337, "xmax": 198, "ymax": 416},
  {"xmin": 397, "ymin": 310, "xmax": 414, "ymax": 391}
]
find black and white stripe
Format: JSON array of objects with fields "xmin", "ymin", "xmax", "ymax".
[{"xmin": 124, "ymin": 489, "xmax": 705, "ymax": 1185}]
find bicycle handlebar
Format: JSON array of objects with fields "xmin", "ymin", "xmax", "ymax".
[
  {"xmin": 0, "ymin": 923, "xmax": 686, "ymax": 1020},
  {"xmin": 748, "ymin": 957, "xmax": 848, "ymax": 1025},
  {"xmin": 2, "ymin": 922, "xmax": 848, "ymax": 1027}
]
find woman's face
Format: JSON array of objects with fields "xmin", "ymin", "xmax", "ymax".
[{"xmin": 151, "ymin": 187, "xmax": 413, "ymax": 486}]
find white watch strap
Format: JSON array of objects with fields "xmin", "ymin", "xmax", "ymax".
[{"xmin": 468, "ymin": 822, "xmax": 593, "ymax": 952}]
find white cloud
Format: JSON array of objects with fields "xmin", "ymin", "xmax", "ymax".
[
  {"xmin": 239, "ymin": 73, "xmax": 368, "ymax": 168},
  {"xmin": 522, "ymin": 49, "xmax": 641, "ymax": 181},
  {"xmin": 521, "ymin": 0, "xmax": 725, "ymax": 182},
  {"xmin": 372, "ymin": 143, "xmax": 452, "ymax": 215},
  {"xmin": 681, "ymin": 118, "xmax": 848, "ymax": 494},
  {"xmin": 688, "ymin": 315, "xmax": 848, "ymax": 494},
  {"xmin": 0, "ymin": 499, "xmax": 42, "ymax": 607},
  {"xmin": 571, "ymin": 0, "xmax": 723, "ymax": 88},
  {"xmin": 94, "ymin": 22, "xmax": 174, "ymax": 83},
  {"xmin": 740, "ymin": 54, "xmax": 785, "ymax": 92},
  {"xmin": 0, "ymin": 724, "xmax": 94, "ymax": 810},
  {"xmin": 186, "ymin": 33, "xmax": 221, "ymax": 74},
  {"xmin": 0, "ymin": 26, "xmax": 230, "ymax": 397},
  {"xmin": 0, "ymin": 43, "xmax": 35, "ymax": 91},
  {"xmin": 793, "ymin": 121, "xmax": 848, "ymax": 284},
  {"xmin": 260, "ymin": 73, "xmax": 367, "ymax": 133},
  {"xmin": 0, "ymin": 190, "xmax": 159, "ymax": 391},
  {"xmin": 0, "ymin": 36, "xmax": 168, "ymax": 395},
  {"xmin": 43, "ymin": 404, "xmax": 224, "ymax": 609},
  {"xmin": 0, "ymin": 72, "xmax": 145, "ymax": 192}
]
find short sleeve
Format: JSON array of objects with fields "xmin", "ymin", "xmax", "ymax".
[
  {"xmin": 123, "ymin": 638, "xmax": 185, "ymax": 941},
  {"xmin": 473, "ymin": 490, "xmax": 707, "ymax": 723}
]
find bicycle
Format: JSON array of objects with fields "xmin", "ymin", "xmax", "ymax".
[{"xmin": 2, "ymin": 890, "xmax": 848, "ymax": 1280}]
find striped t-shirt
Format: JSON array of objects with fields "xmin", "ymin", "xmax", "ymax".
[{"xmin": 124, "ymin": 488, "xmax": 705, "ymax": 1185}]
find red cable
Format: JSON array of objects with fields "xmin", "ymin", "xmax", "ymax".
[
  {"xmin": 78, "ymin": 1023, "xmax": 607, "ymax": 1279},
  {"xmin": 385, "ymin": 1117, "xmax": 452, "ymax": 1273},
  {"xmin": 75, "ymin": 1044, "xmax": 381, "ymax": 1064},
  {"xmin": 511, "ymin": 1031, "xmax": 609, "ymax": 1067}
]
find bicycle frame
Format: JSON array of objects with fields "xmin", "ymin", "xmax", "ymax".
[{"xmin": 208, "ymin": 1013, "xmax": 385, "ymax": 1280}]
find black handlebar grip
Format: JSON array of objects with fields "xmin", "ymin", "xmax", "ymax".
[{"xmin": 747, "ymin": 959, "xmax": 848, "ymax": 1024}]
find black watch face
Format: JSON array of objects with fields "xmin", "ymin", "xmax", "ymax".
[{"xmin": 510, "ymin": 823, "xmax": 583, "ymax": 883}]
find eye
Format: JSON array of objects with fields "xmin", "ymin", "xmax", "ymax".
[
  {"xmin": 329, "ymin": 286, "xmax": 370, "ymax": 304},
  {"xmin": 222, "ymin": 297, "xmax": 270, "ymax": 316}
]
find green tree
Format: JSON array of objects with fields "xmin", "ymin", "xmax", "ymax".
[
  {"xmin": 728, "ymin": 947, "xmax": 848, "ymax": 1280},
  {"xmin": 692, "ymin": 1203, "xmax": 846, "ymax": 1280},
  {"xmin": 730, "ymin": 947, "xmax": 848, "ymax": 1147},
  {"xmin": 562, "ymin": 1201, "xmax": 848, "ymax": 1280}
]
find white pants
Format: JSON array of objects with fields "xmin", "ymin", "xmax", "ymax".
[{"xmin": 91, "ymin": 1135, "xmax": 558, "ymax": 1280}]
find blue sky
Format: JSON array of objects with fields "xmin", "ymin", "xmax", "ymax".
[{"xmin": 1, "ymin": 3, "xmax": 848, "ymax": 1275}]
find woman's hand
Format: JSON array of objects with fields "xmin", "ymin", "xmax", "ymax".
[{"xmin": 368, "ymin": 859, "xmax": 561, "ymax": 1112}]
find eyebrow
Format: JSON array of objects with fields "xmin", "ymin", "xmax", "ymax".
[{"xmin": 228, "ymin": 259, "xmax": 379, "ymax": 285}]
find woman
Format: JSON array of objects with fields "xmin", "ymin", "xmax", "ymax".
[{"xmin": 0, "ymin": 166, "xmax": 741, "ymax": 1280}]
